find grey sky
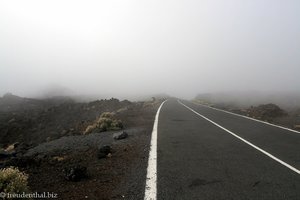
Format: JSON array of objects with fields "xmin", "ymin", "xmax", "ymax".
[{"xmin": 0, "ymin": 0, "xmax": 299, "ymax": 99}]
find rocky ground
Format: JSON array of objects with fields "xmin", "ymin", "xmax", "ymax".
[{"xmin": 0, "ymin": 94, "xmax": 162, "ymax": 199}]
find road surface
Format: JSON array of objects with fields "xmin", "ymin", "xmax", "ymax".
[{"xmin": 145, "ymin": 99, "xmax": 300, "ymax": 200}]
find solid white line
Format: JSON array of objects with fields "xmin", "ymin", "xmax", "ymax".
[
  {"xmin": 144, "ymin": 100, "xmax": 167, "ymax": 200},
  {"xmin": 192, "ymin": 101, "xmax": 300, "ymax": 134},
  {"xmin": 178, "ymin": 100, "xmax": 300, "ymax": 175}
]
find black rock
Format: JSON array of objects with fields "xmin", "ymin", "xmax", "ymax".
[
  {"xmin": 97, "ymin": 145, "xmax": 112, "ymax": 159},
  {"xmin": 4, "ymin": 156, "xmax": 39, "ymax": 168},
  {"xmin": 99, "ymin": 145, "xmax": 111, "ymax": 154},
  {"xmin": 0, "ymin": 152, "xmax": 11, "ymax": 159},
  {"xmin": 63, "ymin": 165, "xmax": 87, "ymax": 181},
  {"xmin": 97, "ymin": 152, "xmax": 107, "ymax": 159},
  {"xmin": 0, "ymin": 162, "xmax": 6, "ymax": 169},
  {"xmin": 113, "ymin": 131, "xmax": 128, "ymax": 140}
]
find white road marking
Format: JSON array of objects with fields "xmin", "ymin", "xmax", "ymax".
[
  {"xmin": 144, "ymin": 100, "xmax": 167, "ymax": 200},
  {"xmin": 178, "ymin": 100, "xmax": 300, "ymax": 175},
  {"xmin": 192, "ymin": 101, "xmax": 300, "ymax": 134}
]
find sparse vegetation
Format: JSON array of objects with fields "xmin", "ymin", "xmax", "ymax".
[
  {"xmin": 0, "ymin": 167, "xmax": 29, "ymax": 194},
  {"xmin": 84, "ymin": 112, "xmax": 123, "ymax": 134},
  {"xmin": 195, "ymin": 95, "xmax": 299, "ymax": 128},
  {"xmin": 0, "ymin": 95, "xmax": 132, "ymax": 145},
  {"xmin": 246, "ymin": 103, "xmax": 287, "ymax": 121},
  {"xmin": 0, "ymin": 94, "xmax": 162, "ymax": 199}
]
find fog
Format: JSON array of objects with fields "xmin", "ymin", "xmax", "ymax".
[{"xmin": 0, "ymin": 0, "xmax": 299, "ymax": 100}]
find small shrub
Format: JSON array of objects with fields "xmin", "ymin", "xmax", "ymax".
[
  {"xmin": 100, "ymin": 112, "xmax": 114, "ymax": 118},
  {"xmin": 84, "ymin": 124, "xmax": 97, "ymax": 134},
  {"xmin": 111, "ymin": 120, "xmax": 123, "ymax": 130},
  {"xmin": 83, "ymin": 112, "xmax": 123, "ymax": 134},
  {"xmin": 99, "ymin": 121, "xmax": 108, "ymax": 131},
  {"xmin": 97, "ymin": 117, "xmax": 113, "ymax": 127},
  {"xmin": 0, "ymin": 167, "xmax": 29, "ymax": 194}
]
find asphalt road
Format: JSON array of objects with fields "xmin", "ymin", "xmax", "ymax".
[{"xmin": 155, "ymin": 99, "xmax": 300, "ymax": 200}]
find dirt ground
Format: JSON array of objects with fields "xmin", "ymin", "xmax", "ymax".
[
  {"xmin": 26, "ymin": 132, "xmax": 150, "ymax": 200},
  {"xmin": 0, "ymin": 95, "xmax": 162, "ymax": 200}
]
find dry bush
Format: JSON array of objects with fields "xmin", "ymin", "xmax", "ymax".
[
  {"xmin": 84, "ymin": 124, "xmax": 97, "ymax": 134},
  {"xmin": 100, "ymin": 112, "xmax": 114, "ymax": 118},
  {"xmin": 0, "ymin": 167, "xmax": 29, "ymax": 194},
  {"xmin": 84, "ymin": 112, "xmax": 123, "ymax": 134}
]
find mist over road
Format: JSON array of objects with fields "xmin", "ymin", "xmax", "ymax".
[{"xmin": 147, "ymin": 99, "xmax": 300, "ymax": 200}]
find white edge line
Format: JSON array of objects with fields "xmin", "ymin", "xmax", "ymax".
[
  {"xmin": 191, "ymin": 101, "xmax": 300, "ymax": 134},
  {"xmin": 178, "ymin": 100, "xmax": 300, "ymax": 175},
  {"xmin": 144, "ymin": 100, "xmax": 167, "ymax": 200}
]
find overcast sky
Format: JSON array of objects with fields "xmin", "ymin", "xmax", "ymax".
[{"xmin": 0, "ymin": 0, "xmax": 299, "ymax": 99}]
